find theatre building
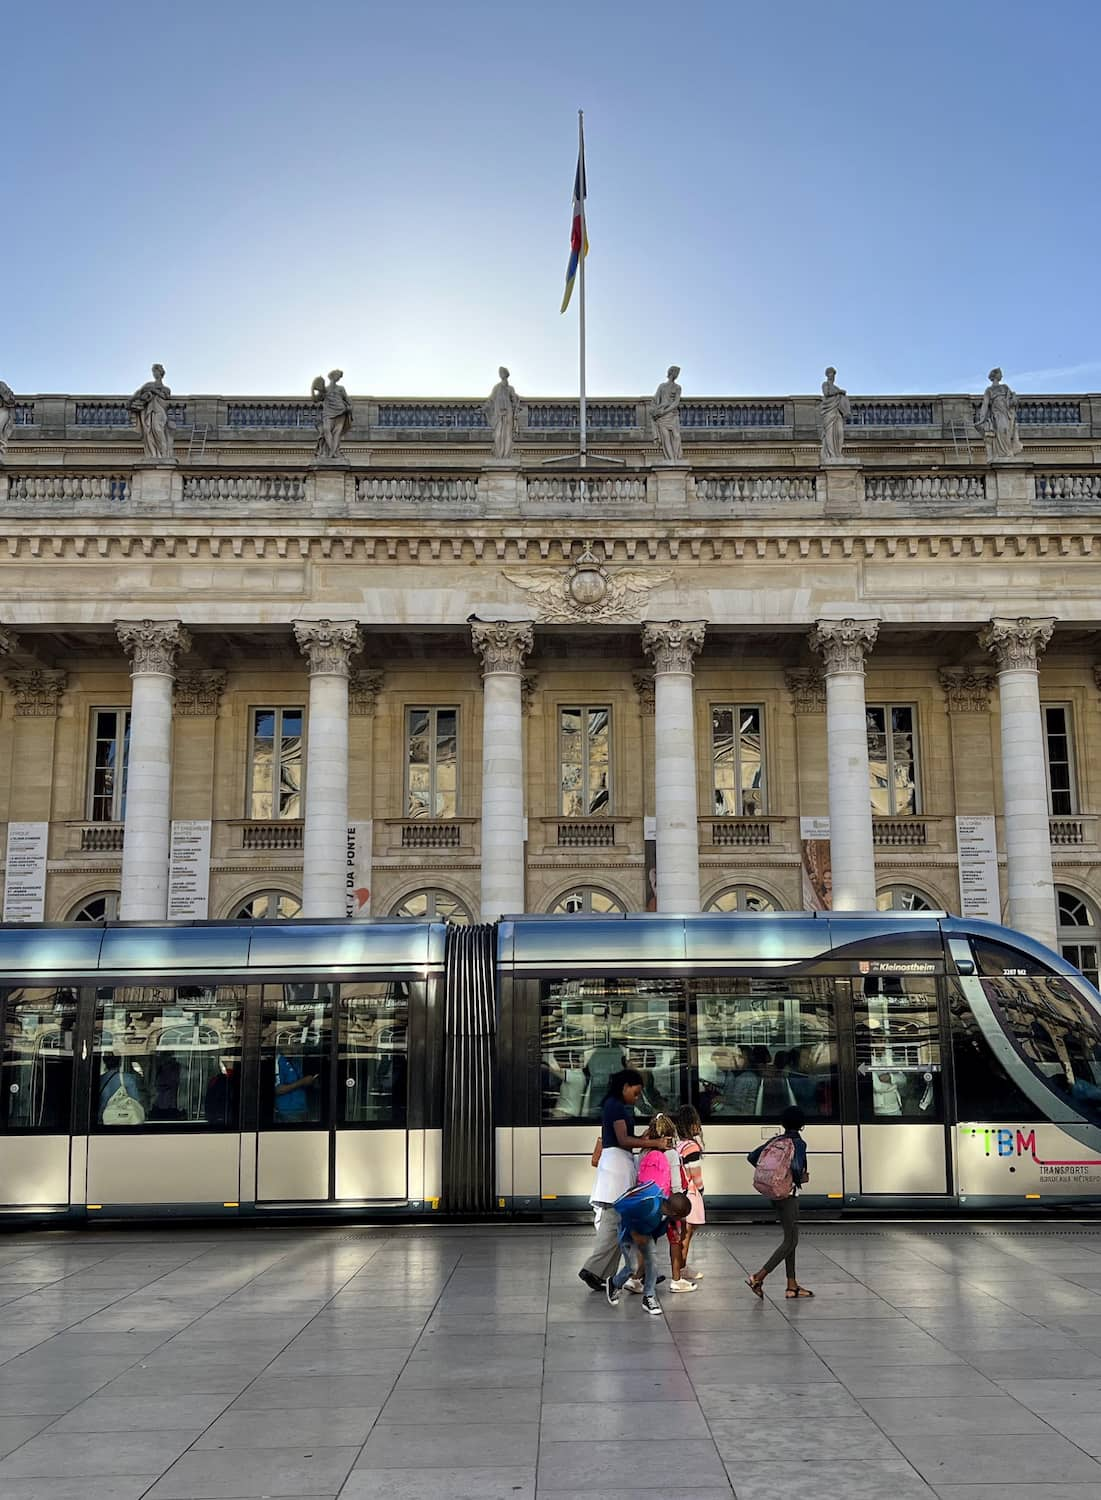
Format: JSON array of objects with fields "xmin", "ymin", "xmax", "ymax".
[{"xmin": 1, "ymin": 381, "xmax": 1100, "ymax": 975}]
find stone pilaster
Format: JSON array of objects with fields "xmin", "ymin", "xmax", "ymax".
[
  {"xmin": 809, "ymin": 618, "xmax": 879, "ymax": 910},
  {"xmin": 294, "ymin": 619, "xmax": 363, "ymax": 918},
  {"xmin": 979, "ymin": 616, "xmax": 1057, "ymax": 948},
  {"xmin": 939, "ymin": 667, "xmax": 993, "ymax": 714},
  {"xmin": 349, "ymin": 668, "xmax": 384, "ymax": 718},
  {"xmin": 471, "ymin": 620, "xmax": 534, "ymax": 919},
  {"xmin": 785, "ymin": 667, "xmax": 826, "ymax": 714},
  {"xmin": 173, "ymin": 670, "xmax": 226, "ymax": 718},
  {"xmin": 633, "ymin": 671, "xmax": 655, "ymax": 716},
  {"xmin": 641, "ymin": 620, "xmax": 705, "ymax": 912},
  {"xmin": 116, "ymin": 619, "xmax": 192, "ymax": 919}
]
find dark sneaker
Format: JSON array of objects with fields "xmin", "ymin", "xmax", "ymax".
[
  {"xmin": 656, "ymin": 1275, "xmax": 667, "ymax": 1286},
  {"xmin": 642, "ymin": 1296, "xmax": 663, "ymax": 1316},
  {"xmin": 578, "ymin": 1269, "xmax": 604, "ymax": 1292},
  {"xmin": 605, "ymin": 1278, "xmax": 621, "ymax": 1306}
]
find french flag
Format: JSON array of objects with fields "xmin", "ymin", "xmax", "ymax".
[{"xmin": 560, "ymin": 142, "xmax": 588, "ymax": 314}]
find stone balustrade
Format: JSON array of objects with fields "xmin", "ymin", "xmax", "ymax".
[
  {"xmin": 706, "ymin": 816, "xmax": 774, "ymax": 847},
  {"xmin": 680, "ymin": 401, "xmax": 787, "ymax": 429},
  {"xmin": 74, "ymin": 400, "xmax": 187, "ymax": 427},
  {"xmin": 556, "ymin": 820, "xmax": 617, "ymax": 848},
  {"xmin": 848, "ymin": 401, "xmax": 935, "ymax": 427},
  {"xmin": 1017, "ymin": 400, "xmax": 1083, "ymax": 425},
  {"xmin": 225, "ymin": 403, "xmax": 319, "ymax": 428},
  {"xmin": 356, "ymin": 473, "xmax": 479, "ymax": 505},
  {"xmin": 70, "ymin": 823, "xmax": 125, "ymax": 853},
  {"xmin": 525, "ymin": 474, "xmax": 648, "ymax": 505},
  {"xmin": 694, "ymin": 473, "xmax": 817, "ymax": 503},
  {"xmin": 863, "ymin": 473, "xmax": 987, "ymax": 504},
  {"xmin": 5, "ymin": 473, "xmax": 130, "ymax": 503},
  {"xmin": 182, "ymin": 474, "xmax": 307, "ymax": 504},
  {"xmin": 239, "ymin": 821, "xmax": 304, "ymax": 852},
  {"xmin": 872, "ymin": 817, "xmax": 929, "ymax": 846},
  {"xmin": 1035, "ymin": 473, "xmax": 1101, "ymax": 502},
  {"xmin": 376, "ymin": 402, "xmax": 487, "ymax": 429}
]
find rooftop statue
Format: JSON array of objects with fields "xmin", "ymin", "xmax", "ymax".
[
  {"xmin": 976, "ymin": 367, "xmax": 1023, "ymax": 461},
  {"xmin": 485, "ymin": 367, "xmax": 521, "ymax": 461},
  {"xmin": 649, "ymin": 365, "xmax": 683, "ymax": 463},
  {"xmin": 129, "ymin": 363, "xmax": 176, "ymax": 464},
  {"xmin": 311, "ymin": 369, "xmax": 353, "ymax": 462},
  {"xmin": 820, "ymin": 366, "xmax": 850, "ymax": 463},
  {"xmin": 0, "ymin": 381, "xmax": 15, "ymax": 463}
]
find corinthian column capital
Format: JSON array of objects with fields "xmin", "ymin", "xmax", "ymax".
[
  {"xmin": 979, "ymin": 617, "xmax": 1055, "ymax": 673},
  {"xmin": 938, "ymin": 666, "xmax": 993, "ymax": 713},
  {"xmin": 808, "ymin": 617, "xmax": 879, "ymax": 674},
  {"xmin": 785, "ymin": 667, "xmax": 826, "ymax": 714},
  {"xmin": 5, "ymin": 668, "xmax": 67, "ymax": 716},
  {"xmin": 174, "ymin": 669, "xmax": 226, "ymax": 717},
  {"xmin": 293, "ymin": 619, "xmax": 363, "ymax": 676},
  {"xmin": 640, "ymin": 620, "xmax": 705, "ymax": 674},
  {"xmin": 0, "ymin": 625, "xmax": 20, "ymax": 659},
  {"xmin": 116, "ymin": 619, "xmax": 192, "ymax": 675},
  {"xmin": 471, "ymin": 619, "xmax": 534, "ymax": 675}
]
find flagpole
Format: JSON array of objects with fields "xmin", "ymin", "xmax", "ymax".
[{"xmin": 577, "ymin": 107, "xmax": 587, "ymax": 471}]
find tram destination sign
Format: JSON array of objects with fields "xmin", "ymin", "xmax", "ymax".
[{"xmin": 857, "ymin": 959, "xmax": 937, "ymax": 975}]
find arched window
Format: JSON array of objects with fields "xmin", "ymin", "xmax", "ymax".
[
  {"xmin": 391, "ymin": 888, "xmax": 471, "ymax": 924},
  {"xmin": 706, "ymin": 886, "xmax": 778, "ymax": 913},
  {"xmin": 234, "ymin": 891, "xmax": 302, "ymax": 920},
  {"xmin": 550, "ymin": 887, "xmax": 626, "ymax": 915},
  {"xmin": 1057, "ymin": 888, "xmax": 1100, "ymax": 987},
  {"xmin": 68, "ymin": 892, "xmax": 120, "ymax": 922},
  {"xmin": 877, "ymin": 886, "xmax": 936, "ymax": 912}
]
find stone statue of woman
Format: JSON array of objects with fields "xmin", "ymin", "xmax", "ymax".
[
  {"xmin": 311, "ymin": 370, "xmax": 353, "ymax": 462},
  {"xmin": 649, "ymin": 365, "xmax": 683, "ymax": 463},
  {"xmin": 129, "ymin": 363, "xmax": 176, "ymax": 463},
  {"xmin": 0, "ymin": 381, "xmax": 15, "ymax": 463},
  {"xmin": 975, "ymin": 367, "xmax": 1023, "ymax": 461},
  {"xmin": 820, "ymin": 367, "xmax": 850, "ymax": 463},
  {"xmin": 485, "ymin": 367, "xmax": 521, "ymax": 461}
]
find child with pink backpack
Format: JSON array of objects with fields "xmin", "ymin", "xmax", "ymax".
[
  {"xmin": 745, "ymin": 1105, "xmax": 814, "ymax": 1301},
  {"xmin": 637, "ymin": 1114, "xmax": 696, "ymax": 1292}
]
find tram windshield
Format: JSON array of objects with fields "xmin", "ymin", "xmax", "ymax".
[{"xmin": 1, "ymin": 987, "xmax": 79, "ymax": 1131}]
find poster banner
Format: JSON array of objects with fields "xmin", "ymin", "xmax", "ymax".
[
  {"xmin": 2, "ymin": 821, "xmax": 48, "ymax": 922},
  {"xmin": 800, "ymin": 816, "xmax": 832, "ymax": 911},
  {"xmin": 346, "ymin": 820, "xmax": 372, "ymax": 919},
  {"xmin": 956, "ymin": 814, "xmax": 1000, "ymax": 920},
  {"xmin": 168, "ymin": 819, "xmax": 212, "ymax": 919}
]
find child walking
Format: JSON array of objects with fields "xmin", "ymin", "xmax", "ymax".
[
  {"xmin": 637, "ymin": 1115, "xmax": 695, "ymax": 1292},
  {"xmin": 745, "ymin": 1105, "xmax": 814, "ymax": 1301},
  {"xmin": 675, "ymin": 1104, "xmax": 707, "ymax": 1282}
]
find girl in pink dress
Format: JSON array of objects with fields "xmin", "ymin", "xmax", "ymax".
[
  {"xmin": 676, "ymin": 1105, "xmax": 706, "ymax": 1282},
  {"xmin": 636, "ymin": 1113, "xmax": 696, "ymax": 1292}
]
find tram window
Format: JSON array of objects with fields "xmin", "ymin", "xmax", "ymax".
[
  {"xmin": 692, "ymin": 978, "xmax": 838, "ymax": 1122},
  {"xmin": 92, "ymin": 987, "xmax": 248, "ymax": 1129},
  {"xmin": 259, "ymin": 984, "xmax": 333, "ymax": 1127},
  {"xmin": 338, "ymin": 982, "xmax": 413, "ymax": 1125},
  {"xmin": 946, "ymin": 977, "xmax": 1043, "ymax": 1121},
  {"xmin": 540, "ymin": 978, "xmax": 688, "ymax": 1122},
  {"xmin": 1, "ymin": 988, "xmax": 79, "ymax": 1132},
  {"xmin": 853, "ymin": 977, "xmax": 943, "ymax": 1122},
  {"xmin": 977, "ymin": 969, "xmax": 1101, "ymax": 1124}
]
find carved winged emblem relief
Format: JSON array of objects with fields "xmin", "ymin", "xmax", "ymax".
[{"xmin": 503, "ymin": 543, "xmax": 672, "ymax": 623}]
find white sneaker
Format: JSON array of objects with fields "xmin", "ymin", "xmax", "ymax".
[
  {"xmin": 671, "ymin": 1278, "xmax": 698, "ymax": 1292},
  {"xmin": 624, "ymin": 1276, "xmax": 643, "ymax": 1294},
  {"xmin": 642, "ymin": 1296, "xmax": 664, "ymax": 1316}
]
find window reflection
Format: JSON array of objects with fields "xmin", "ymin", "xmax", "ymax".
[
  {"xmin": 339, "ymin": 982, "xmax": 412, "ymax": 1124},
  {"xmin": 259, "ymin": 984, "xmax": 332, "ymax": 1126},
  {"xmin": 2, "ymin": 988, "xmax": 78, "ymax": 1131},
  {"xmin": 693, "ymin": 978, "xmax": 838, "ymax": 1121},
  {"xmin": 541, "ymin": 978, "xmax": 687, "ymax": 1121},
  {"xmin": 93, "ymin": 986, "xmax": 247, "ymax": 1128},
  {"xmin": 853, "ymin": 977, "xmax": 942, "ymax": 1121}
]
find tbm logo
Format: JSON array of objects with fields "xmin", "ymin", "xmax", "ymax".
[{"xmin": 963, "ymin": 1127, "xmax": 1035, "ymax": 1158}]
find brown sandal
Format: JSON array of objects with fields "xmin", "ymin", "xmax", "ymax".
[
  {"xmin": 745, "ymin": 1276, "xmax": 765, "ymax": 1300},
  {"xmin": 785, "ymin": 1285, "xmax": 814, "ymax": 1298}
]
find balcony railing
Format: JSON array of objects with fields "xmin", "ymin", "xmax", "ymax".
[
  {"xmin": 71, "ymin": 823, "xmax": 124, "ymax": 853},
  {"xmin": 706, "ymin": 817, "xmax": 774, "ymax": 848},
  {"xmin": 695, "ymin": 473, "xmax": 817, "ymax": 504},
  {"xmin": 525, "ymin": 474, "xmax": 648, "ymax": 505},
  {"xmin": 681, "ymin": 402, "xmax": 786, "ymax": 429},
  {"xmin": 398, "ymin": 821, "xmax": 462, "ymax": 850},
  {"xmin": 6, "ymin": 473, "xmax": 129, "ymax": 503},
  {"xmin": 873, "ymin": 818, "xmax": 928, "ymax": 847},
  {"xmin": 240, "ymin": 821, "xmax": 303, "ymax": 851},
  {"xmin": 225, "ymin": 403, "xmax": 319, "ymax": 428},
  {"xmin": 376, "ymin": 402, "xmax": 487, "ymax": 429},
  {"xmin": 848, "ymin": 402, "xmax": 935, "ymax": 427},
  {"xmin": 1050, "ymin": 817, "xmax": 1087, "ymax": 846},
  {"xmin": 182, "ymin": 474, "xmax": 307, "ymax": 504},
  {"xmin": 557, "ymin": 820, "xmax": 616, "ymax": 848}
]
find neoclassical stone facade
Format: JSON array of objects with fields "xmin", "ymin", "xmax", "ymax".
[{"xmin": 2, "ymin": 382, "xmax": 1101, "ymax": 959}]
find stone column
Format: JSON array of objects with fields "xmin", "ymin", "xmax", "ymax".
[
  {"xmin": 809, "ymin": 618, "xmax": 879, "ymax": 910},
  {"xmin": 979, "ymin": 617, "xmax": 1058, "ymax": 948},
  {"xmin": 472, "ymin": 621, "xmax": 533, "ymax": 920},
  {"xmin": 294, "ymin": 620, "xmax": 363, "ymax": 919},
  {"xmin": 641, "ymin": 621, "xmax": 706, "ymax": 912},
  {"xmin": 117, "ymin": 619, "xmax": 191, "ymax": 920}
]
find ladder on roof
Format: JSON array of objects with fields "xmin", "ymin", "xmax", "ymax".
[
  {"xmin": 186, "ymin": 425, "xmax": 209, "ymax": 463},
  {"xmin": 947, "ymin": 418, "xmax": 975, "ymax": 465}
]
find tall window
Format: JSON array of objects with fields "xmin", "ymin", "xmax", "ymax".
[
  {"xmin": 406, "ymin": 708, "xmax": 458, "ymax": 818},
  {"xmin": 88, "ymin": 709, "xmax": 130, "ymax": 821},
  {"xmin": 69, "ymin": 893, "xmax": 121, "ymax": 922},
  {"xmin": 711, "ymin": 706, "xmax": 765, "ymax": 815},
  {"xmin": 1043, "ymin": 706, "xmax": 1076, "ymax": 815},
  {"xmin": 1057, "ymin": 888, "xmax": 1099, "ymax": 987},
  {"xmin": 234, "ymin": 891, "xmax": 302, "ymax": 921},
  {"xmin": 551, "ymin": 887, "xmax": 626, "ymax": 914},
  {"xmin": 249, "ymin": 708, "xmax": 303, "ymax": 820},
  {"xmin": 559, "ymin": 707, "xmax": 610, "ymax": 816},
  {"xmin": 867, "ymin": 705, "xmax": 918, "ymax": 815},
  {"xmin": 391, "ymin": 888, "xmax": 471, "ymax": 923},
  {"xmin": 706, "ymin": 886, "xmax": 778, "ymax": 913}
]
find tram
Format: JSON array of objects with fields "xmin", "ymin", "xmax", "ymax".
[{"xmin": 1, "ymin": 910, "xmax": 1100, "ymax": 1222}]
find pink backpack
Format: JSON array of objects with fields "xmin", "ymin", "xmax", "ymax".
[
  {"xmin": 637, "ymin": 1148, "xmax": 672, "ymax": 1196},
  {"xmin": 752, "ymin": 1135, "xmax": 795, "ymax": 1200}
]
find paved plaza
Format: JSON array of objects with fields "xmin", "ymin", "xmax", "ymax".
[{"xmin": 0, "ymin": 1221, "xmax": 1100, "ymax": 1497}]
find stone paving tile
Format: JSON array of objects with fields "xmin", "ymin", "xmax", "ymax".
[
  {"xmin": 0, "ymin": 1429, "xmax": 203, "ymax": 1479},
  {"xmin": 340, "ymin": 1467, "xmax": 535, "ymax": 1500},
  {"xmin": 144, "ymin": 1445, "xmax": 360, "ymax": 1498},
  {"xmin": 538, "ymin": 1437, "xmax": 729, "ymax": 1490},
  {"xmin": 892, "ymin": 1433, "xmax": 1101, "ymax": 1484},
  {"xmin": 357, "ymin": 1418, "xmax": 540, "ymax": 1468},
  {"xmin": 48, "ymin": 1393, "xmax": 236, "ymax": 1432},
  {"xmin": 722, "ymin": 1459, "xmax": 937, "ymax": 1499}
]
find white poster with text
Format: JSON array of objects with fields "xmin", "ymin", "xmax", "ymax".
[
  {"xmin": 3, "ymin": 822, "xmax": 49, "ymax": 922},
  {"xmin": 956, "ymin": 814, "xmax": 1000, "ymax": 920},
  {"xmin": 346, "ymin": 820, "xmax": 373, "ymax": 918},
  {"xmin": 168, "ymin": 819, "xmax": 212, "ymax": 919}
]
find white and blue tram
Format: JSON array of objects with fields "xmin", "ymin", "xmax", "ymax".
[{"xmin": 1, "ymin": 911, "xmax": 1100, "ymax": 1221}]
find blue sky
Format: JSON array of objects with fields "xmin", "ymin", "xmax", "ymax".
[{"xmin": 7, "ymin": 0, "xmax": 1100, "ymax": 397}]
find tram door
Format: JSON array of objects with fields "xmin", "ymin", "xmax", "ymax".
[
  {"xmin": 255, "ymin": 981, "xmax": 411, "ymax": 1204},
  {"xmin": 850, "ymin": 974, "xmax": 952, "ymax": 1196}
]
